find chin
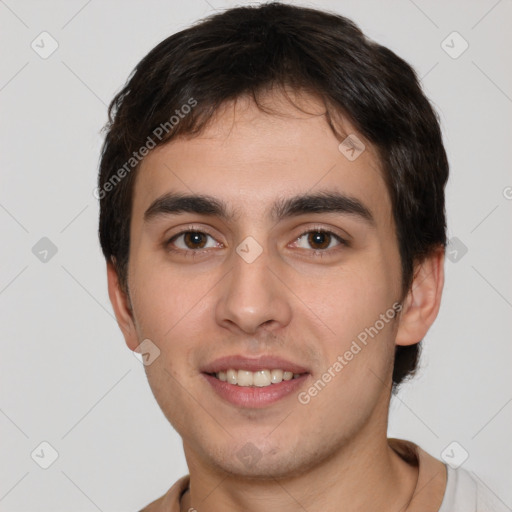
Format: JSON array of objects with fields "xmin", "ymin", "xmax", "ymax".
[
  {"xmin": 200, "ymin": 436, "xmax": 326, "ymax": 481},
  {"xmin": 214, "ymin": 455, "xmax": 308, "ymax": 480}
]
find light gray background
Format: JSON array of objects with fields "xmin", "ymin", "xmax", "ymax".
[{"xmin": 1, "ymin": 0, "xmax": 511, "ymax": 510}]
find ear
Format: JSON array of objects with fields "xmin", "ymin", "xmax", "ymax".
[
  {"xmin": 106, "ymin": 260, "xmax": 139, "ymax": 351},
  {"xmin": 395, "ymin": 247, "xmax": 445, "ymax": 347}
]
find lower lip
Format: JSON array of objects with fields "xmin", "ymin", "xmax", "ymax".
[{"xmin": 203, "ymin": 373, "xmax": 309, "ymax": 408}]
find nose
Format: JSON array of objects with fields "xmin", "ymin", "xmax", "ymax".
[{"xmin": 215, "ymin": 244, "xmax": 292, "ymax": 335}]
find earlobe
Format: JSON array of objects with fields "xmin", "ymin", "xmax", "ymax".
[
  {"xmin": 106, "ymin": 260, "xmax": 139, "ymax": 351},
  {"xmin": 395, "ymin": 247, "xmax": 445, "ymax": 347}
]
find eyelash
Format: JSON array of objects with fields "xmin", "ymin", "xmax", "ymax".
[{"xmin": 165, "ymin": 226, "xmax": 349, "ymax": 258}]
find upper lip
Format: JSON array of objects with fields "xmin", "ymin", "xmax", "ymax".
[{"xmin": 201, "ymin": 355, "xmax": 309, "ymax": 374}]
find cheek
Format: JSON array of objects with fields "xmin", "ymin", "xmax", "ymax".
[
  {"xmin": 129, "ymin": 256, "xmax": 201, "ymax": 339},
  {"xmin": 128, "ymin": 263, "xmax": 210, "ymax": 429},
  {"xmin": 296, "ymin": 255, "xmax": 400, "ymax": 338},
  {"xmin": 128, "ymin": 258, "xmax": 219, "ymax": 386},
  {"xmin": 294, "ymin": 248, "xmax": 401, "ymax": 395},
  {"xmin": 303, "ymin": 299, "xmax": 398, "ymax": 423}
]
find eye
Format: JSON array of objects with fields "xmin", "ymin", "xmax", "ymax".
[
  {"xmin": 165, "ymin": 228, "xmax": 347, "ymax": 257},
  {"xmin": 293, "ymin": 229, "xmax": 346, "ymax": 252},
  {"xmin": 167, "ymin": 231, "xmax": 220, "ymax": 251}
]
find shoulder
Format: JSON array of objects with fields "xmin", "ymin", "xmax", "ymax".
[
  {"xmin": 439, "ymin": 466, "xmax": 510, "ymax": 512},
  {"xmin": 138, "ymin": 494, "xmax": 165, "ymax": 512},
  {"xmin": 137, "ymin": 475, "xmax": 190, "ymax": 512},
  {"xmin": 389, "ymin": 439, "xmax": 509, "ymax": 512}
]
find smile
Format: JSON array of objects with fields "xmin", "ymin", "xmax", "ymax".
[{"xmin": 211, "ymin": 369, "xmax": 305, "ymax": 387}]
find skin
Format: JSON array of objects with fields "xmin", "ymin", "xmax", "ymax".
[{"xmin": 107, "ymin": 89, "xmax": 445, "ymax": 511}]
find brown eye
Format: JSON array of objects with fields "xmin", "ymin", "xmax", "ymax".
[
  {"xmin": 295, "ymin": 230, "xmax": 343, "ymax": 251},
  {"xmin": 307, "ymin": 231, "xmax": 332, "ymax": 250},
  {"xmin": 292, "ymin": 229, "xmax": 348, "ymax": 255},
  {"xmin": 183, "ymin": 232, "xmax": 208, "ymax": 249},
  {"xmin": 168, "ymin": 231, "xmax": 218, "ymax": 252}
]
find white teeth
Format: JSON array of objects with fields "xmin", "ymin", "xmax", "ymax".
[
  {"xmin": 253, "ymin": 370, "xmax": 271, "ymax": 387},
  {"xmin": 237, "ymin": 370, "xmax": 253, "ymax": 387},
  {"xmin": 226, "ymin": 369, "xmax": 238, "ymax": 385},
  {"xmin": 214, "ymin": 368, "xmax": 304, "ymax": 387},
  {"xmin": 270, "ymin": 369, "xmax": 283, "ymax": 383}
]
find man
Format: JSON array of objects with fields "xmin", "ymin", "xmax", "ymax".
[{"xmin": 97, "ymin": 3, "xmax": 505, "ymax": 511}]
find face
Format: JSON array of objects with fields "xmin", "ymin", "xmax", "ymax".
[{"xmin": 116, "ymin": 91, "xmax": 408, "ymax": 478}]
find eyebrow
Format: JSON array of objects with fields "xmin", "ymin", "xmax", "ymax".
[{"xmin": 144, "ymin": 190, "xmax": 375, "ymax": 226}]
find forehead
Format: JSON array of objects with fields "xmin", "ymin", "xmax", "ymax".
[{"xmin": 133, "ymin": 91, "xmax": 392, "ymax": 226}]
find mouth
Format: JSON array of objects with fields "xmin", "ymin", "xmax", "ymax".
[
  {"xmin": 201, "ymin": 355, "xmax": 310, "ymax": 408},
  {"xmin": 205, "ymin": 368, "xmax": 306, "ymax": 387}
]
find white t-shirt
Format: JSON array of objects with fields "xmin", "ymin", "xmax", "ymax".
[{"xmin": 439, "ymin": 464, "xmax": 510, "ymax": 512}]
